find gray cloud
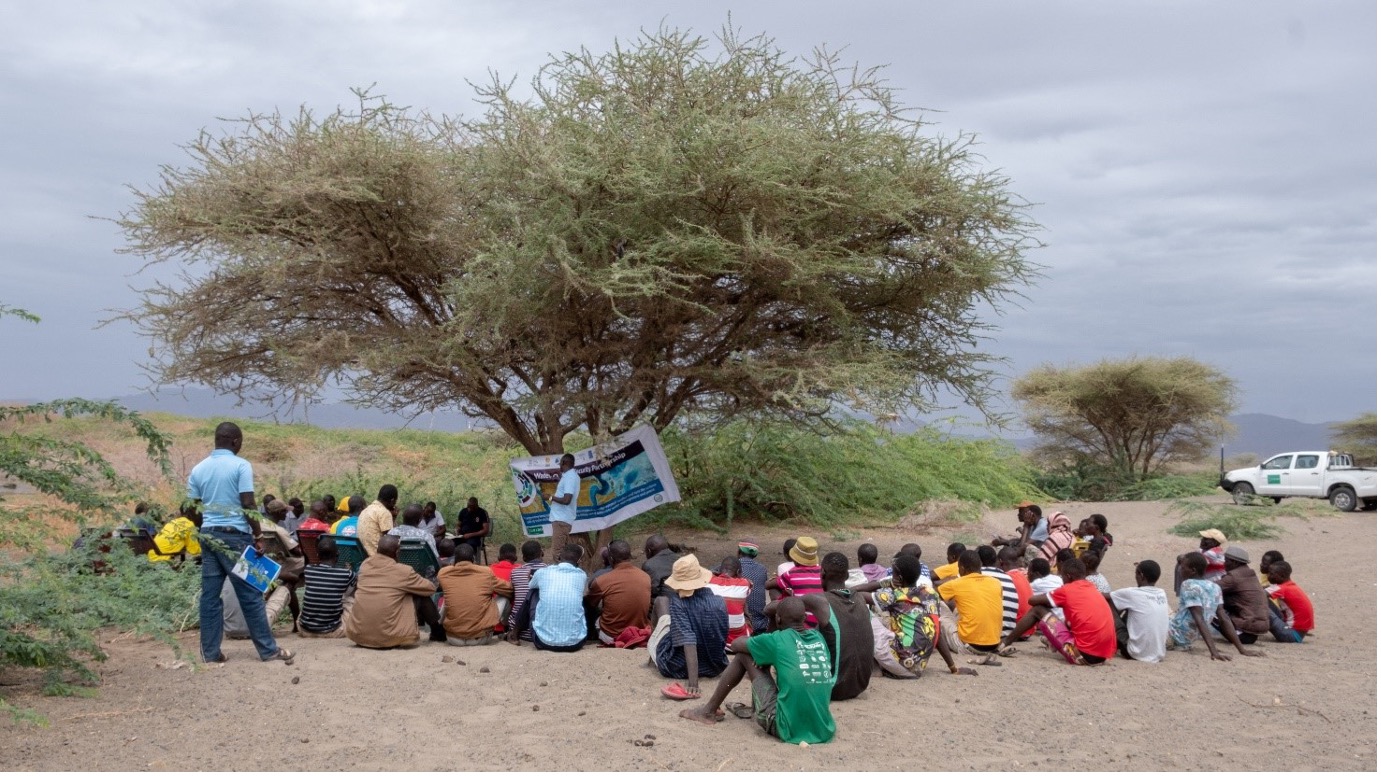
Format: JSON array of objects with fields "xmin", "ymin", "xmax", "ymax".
[{"xmin": 0, "ymin": 0, "xmax": 1373, "ymax": 425}]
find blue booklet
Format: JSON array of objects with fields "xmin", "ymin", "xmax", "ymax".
[{"xmin": 231, "ymin": 545, "xmax": 282, "ymax": 593}]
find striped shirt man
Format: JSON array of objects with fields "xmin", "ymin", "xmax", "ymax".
[
  {"xmin": 707, "ymin": 573, "xmax": 752, "ymax": 644},
  {"xmin": 300, "ymin": 564, "xmax": 355, "ymax": 634},
  {"xmin": 508, "ymin": 560, "xmax": 548, "ymax": 640},
  {"xmin": 981, "ymin": 566, "xmax": 1021, "ymax": 639}
]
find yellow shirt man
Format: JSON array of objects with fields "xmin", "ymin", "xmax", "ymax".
[
  {"xmin": 148, "ymin": 517, "xmax": 201, "ymax": 562},
  {"xmin": 938, "ymin": 572, "xmax": 1003, "ymax": 648}
]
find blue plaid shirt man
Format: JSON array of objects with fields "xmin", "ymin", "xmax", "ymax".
[
  {"xmin": 655, "ymin": 587, "xmax": 730, "ymax": 678},
  {"xmin": 529, "ymin": 561, "xmax": 588, "ymax": 647}
]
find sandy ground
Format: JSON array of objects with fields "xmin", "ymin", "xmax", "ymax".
[{"xmin": 1, "ymin": 498, "xmax": 1376, "ymax": 772}]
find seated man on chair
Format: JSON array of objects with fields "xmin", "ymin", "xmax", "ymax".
[
  {"xmin": 437, "ymin": 543, "xmax": 513, "ymax": 645},
  {"xmin": 345, "ymin": 535, "xmax": 447, "ymax": 648},
  {"xmin": 387, "ymin": 503, "xmax": 438, "ymax": 557}
]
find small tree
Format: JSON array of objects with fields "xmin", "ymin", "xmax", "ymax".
[
  {"xmin": 1329, "ymin": 412, "xmax": 1377, "ymax": 465},
  {"xmin": 117, "ymin": 25, "xmax": 1038, "ymax": 456},
  {"xmin": 1012, "ymin": 356, "xmax": 1238, "ymax": 482}
]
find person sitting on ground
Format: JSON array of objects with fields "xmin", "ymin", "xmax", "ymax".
[
  {"xmin": 585, "ymin": 539, "xmax": 652, "ymax": 644},
  {"xmin": 977, "ymin": 545, "xmax": 1019, "ymax": 641},
  {"xmin": 1109, "ymin": 559, "xmax": 1170, "ymax": 662},
  {"xmin": 937, "ymin": 550, "xmax": 1004, "ymax": 654},
  {"xmin": 893, "ymin": 543, "xmax": 932, "ymax": 584},
  {"xmin": 222, "ymin": 566, "xmax": 301, "ymax": 639},
  {"xmin": 1182, "ymin": 524, "xmax": 1226, "ymax": 579},
  {"xmin": 437, "ymin": 543, "xmax": 513, "ymax": 645},
  {"xmin": 420, "ymin": 500, "xmax": 447, "ymax": 541},
  {"xmin": 678, "ymin": 596, "xmax": 835, "ymax": 745},
  {"xmin": 388, "ymin": 503, "xmax": 439, "ymax": 558},
  {"xmin": 996, "ymin": 558, "xmax": 1115, "ymax": 665},
  {"xmin": 997, "ymin": 546, "xmax": 1034, "ymax": 638},
  {"xmin": 149, "ymin": 503, "xmax": 202, "ymax": 563},
  {"xmin": 643, "ymin": 534, "xmax": 680, "ymax": 600},
  {"xmin": 507, "ymin": 541, "xmax": 547, "ymax": 640},
  {"xmin": 651, "ymin": 554, "xmax": 730, "ymax": 698},
  {"xmin": 436, "ymin": 538, "xmax": 456, "ymax": 567},
  {"xmin": 778, "ymin": 537, "xmax": 824, "ymax": 600},
  {"xmin": 344, "ymin": 535, "xmax": 446, "ymax": 648},
  {"xmin": 708, "ymin": 557, "xmax": 753, "ymax": 646},
  {"xmin": 1168, "ymin": 552, "xmax": 1263, "ymax": 661},
  {"xmin": 1084, "ymin": 514, "xmax": 1113, "ymax": 556},
  {"xmin": 776, "ymin": 537, "xmax": 798, "ymax": 580},
  {"xmin": 1258, "ymin": 550, "xmax": 1285, "ymax": 586},
  {"xmin": 1053, "ymin": 548, "xmax": 1077, "ymax": 574},
  {"xmin": 856, "ymin": 543, "xmax": 890, "ymax": 584},
  {"xmin": 491, "ymin": 543, "xmax": 519, "ymax": 581},
  {"xmin": 1035, "ymin": 512, "xmax": 1076, "ymax": 565},
  {"xmin": 591, "ymin": 545, "xmax": 614, "ymax": 581},
  {"xmin": 298, "ymin": 536, "xmax": 356, "ymax": 638},
  {"xmin": 930, "ymin": 542, "xmax": 966, "ymax": 586},
  {"xmin": 1080, "ymin": 550, "xmax": 1111, "ymax": 594},
  {"xmin": 858, "ymin": 554, "xmax": 972, "ymax": 679},
  {"xmin": 797, "ymin": 552, "xmax": 873, "ymax": 701},
  {"xmin": 509, "ymin": 544, "xmax": 588, "ymax": 652},
  {"xmin": 298, "ymin": 500, "xmax": 332, "ymax": 533},
  {"xmin": 991, "ymin": 502, "xmax": 1047, "ymax": 560},
  {"xmin": 1026, "ymin": 557, "xmax": 1064, "ymax": 619},
  {"xmin": 331, "ymin": 496, "xmax": 364, "ymax": 537},
  {"xmin": 1264, "ymin": 561, "xmax": 1313, "ymax": 643},
  {"xmin": 736, "ymin": 540, "xmax": 771, "ymax": 634},
  {"xmin": 1215, "ymin": 546, "xmax": 1271, "ymax": 644}
]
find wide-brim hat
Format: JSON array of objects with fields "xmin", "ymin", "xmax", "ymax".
[
  {"xmin": 788, "ymin": 536, "xmax": 819, "ymax": 566},
  {"xmin": 1224, "ymin": 545, "xmax": 1250, "ymax": 563},
  {"xmin": 665, "ymin": 554, "xmax": 712, "ymax": 595},
  {"xmin": 1199, "ymin": 528, "xmax": 1228, "ymax": 545}
]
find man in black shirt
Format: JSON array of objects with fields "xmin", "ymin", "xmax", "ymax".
[
  {"xmin": 456, "ymin": 497, "xmax": 491, "ymax": 554},
  {"xmin": 802, "ymin": 552, "xmax": 873, "ymax": 701}
]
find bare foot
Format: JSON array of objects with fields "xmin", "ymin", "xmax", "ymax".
[{"xmin": 678, "ymin": 707, "xmax": 720, "ymax": 726}]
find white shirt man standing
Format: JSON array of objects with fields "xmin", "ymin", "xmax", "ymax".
[{"xmin": 548, "ymin": 453, "xmax": 581, "ymax": 560}]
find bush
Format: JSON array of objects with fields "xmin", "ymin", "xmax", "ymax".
[
  {"xmin": 660, "ymin": 418, "xmax": 1039, "ymax": 530},
  {"xmin": 1035, "ymin": 458, "xmax": 1218, "ymax": 502},
  {"xmin": 1168, "ymin": 499, "xmax": 1284, "ymax": 540}
]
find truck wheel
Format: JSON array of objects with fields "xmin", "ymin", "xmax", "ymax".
[
  {"xmin": 1270, "ymin": 497, "xmax": 1282, "ymax": 504},
  {"xmin": 1231, "ymin": 482, "xmax": 1255, "ymax": 505},
  {"xmin": 1330, "ymin": 486, "xmax": 1357, "ymax": 512}
]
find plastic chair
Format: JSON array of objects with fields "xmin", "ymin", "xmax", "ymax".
[
  {"xmin": 398, "ymin": 538, "xmax": 441, "ymax": 580},
  {"xmin": 332, "ymin": 535, "xmax": 366, "ymax": 572}
]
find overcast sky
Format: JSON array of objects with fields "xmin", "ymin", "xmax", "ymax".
[{"xmin": 1, "ymin": 1, "xmax": 1375, "ymax": 425}]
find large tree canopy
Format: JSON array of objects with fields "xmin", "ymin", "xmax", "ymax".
[
  {"xmin": 1329, "ymin": 412, "xmax": 1376, "ymax": 465},
  {"xmin": 120, "ymin": 27, "xmax": 1038, "ymax": 454},
  {"xmin": 1013, "ymin": 356, "xmax": 1238, "ymax": 481}
]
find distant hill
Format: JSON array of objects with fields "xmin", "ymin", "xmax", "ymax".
[{"xmin": 10, "ymin": 389, "xmax": 1346, "ymax": 458}]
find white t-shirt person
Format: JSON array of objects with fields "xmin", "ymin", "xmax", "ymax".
[
  {"xmin": 549, "ymin": 467, "xmax": 581, "ymax": 525},
  {"xmin": 1109, "ymin": 586, "xmax": 1170, "ymax": 663}
]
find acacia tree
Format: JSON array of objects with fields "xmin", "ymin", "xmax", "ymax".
[
  {"xmin": 1329, "ymin": 412, "xmax": 1376, "ymax": 465},
  {"xmin": 1012, "ymin": 356, "xmax": 1238, "ymax": 481},
  {"xmin": 119, "ymin": 26, "xmax": 1038, "ymax": 455}
]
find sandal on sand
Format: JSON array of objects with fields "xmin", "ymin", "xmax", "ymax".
[
  {"xmin": 967, "ymin": 653, "xmax": 1002, "ymax": 666},
  {"xmin": 660, "ymin": 682, "xmax": 701, "ymax": 700},
  {"xmin": 725, "ymin": 701, "xmax": 754, "ymax": 720},
  {"xmin": 266, "ymin": 648, "xmax": 295, "ymax": 665},
  {"xmin": 997, "ymin": 645, "xmax": 1018, "ymax": 657}
]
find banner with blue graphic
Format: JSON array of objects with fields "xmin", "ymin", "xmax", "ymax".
[{"xmin": 509, "ymin": 425, "xmax": 682, "ymax": 537}]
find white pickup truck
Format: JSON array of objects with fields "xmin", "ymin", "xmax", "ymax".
[{"xmin": 1219, "ymin": 451, "xmax": 1377, "ymax": 511}]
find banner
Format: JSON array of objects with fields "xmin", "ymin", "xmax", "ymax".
[{"xmin": 509, "ymin": 425, "xmax": 682, "ymax": 538}]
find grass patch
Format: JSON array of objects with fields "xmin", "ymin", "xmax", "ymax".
[{"xmin": 1164, "ymin": 497, "xmax": 1333, "ymax": 540}]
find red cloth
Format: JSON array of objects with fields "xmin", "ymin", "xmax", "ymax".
[
  {"xmin": 490, "ymin": 559, "xmax": 517, "ymax": 582},
  {"xmin": 1049, "ymin": 579, "xmax": 1116, "ymax": 660},
  {"xmin": 612, "ymin": 624, "xmax": 651, "ymax": 649},
  {"xmin": 299, "ymin": 517, "xmax": 331, "ymax": 532},
  {"xmin": 1007, "ymin": 568, "xmax": 1036, "ymax": 638},
  {"xmin": 708, "ymin": 573, "xmax": 752, "ymax": 644},
  {"xmin": 1270, "ymin": 579, "xmax": 1314, "ymax": 633}
]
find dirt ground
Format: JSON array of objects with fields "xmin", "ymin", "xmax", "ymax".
[{"xmin": 1, "ymin": 498, "xmax": 1376, "ymax": 772}]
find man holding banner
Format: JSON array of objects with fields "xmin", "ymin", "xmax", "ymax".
[{"xmin": 549, "ymin": 453, "xmax": 580, "ymax": 559}]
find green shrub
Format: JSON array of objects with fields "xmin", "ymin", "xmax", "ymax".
[{"xmin": 1168, "ymin": 499, "xmax": 1284, "ymax": 540}]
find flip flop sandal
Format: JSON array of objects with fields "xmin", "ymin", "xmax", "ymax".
[
  {"xmin": 967, "ymin": 654, "xmax": 1002, "ymax": 667},
  {"xmin": 266, "ymin": 648, "xmax": 295, "ymax": 665},
  {"xmin": 997, "ymin": 646, "xmax": 1018, "ymax": 657},
  {"xmin": 725, "ymin": 701, "xmax": 754, "ymax": 720},
  {"xmin": 660, "ymin": 682, "xmax": 701, "ymax": 700}
]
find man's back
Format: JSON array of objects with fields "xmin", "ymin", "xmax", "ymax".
[
  {"xmin": 188, "ymin": 449, "xmax": 253, "ymax": 528},
  {"xmin": 438, "ymin": 562, "xmax": 513, "ymax": 639},
  {"xmin": 938, "ymin": 573, "xmax": 1004, "ymax": 647},
  {"xmin": 531, "ymin": 562, "xmax": 588, "ymax": 647},
  {"xmin": 738, "ymin": 556, "xmax": 770, "ymax": 632},
  {"xmin": 980, "ymin": 567, "xmax": 1020, "ymax": 639},
  {"xmin": 508, "ymin": 561, "xmax": 548, "ymax": 637},
  {"xmin": 745, "ymin": 628, "xmax": 836, "ymax": 745},
  {"xmin": 300, "ymin": 563, "xmax": 355, "ymax": 633},
  {"xmin": 643, "ymin": 549, "xmax": 679, "ymax": 599},
  {"xmin": 1218, "ymin": 565, "xmax": 1270, "ymax": 634},
  {"xmin": 357, "ymin": 501, "xmax": 394, "ymax": 555},
  {"xmin": 587, "ymin": 562, "xmax": 652, "ymax": 639},
  {"xmin": 818, "ymin": 590, "xmax": 872, "ymax": 701},
  {"xmin": 346, "ymin": 554, "xmax": 434, "ymax": 648},
  {"xmin": 655, "ymin": 588, "xmax": 729, "ymax": 678},
  {"xmin": 1110, "ymin": 585, "xmax": 1169, "ymax": 662}
]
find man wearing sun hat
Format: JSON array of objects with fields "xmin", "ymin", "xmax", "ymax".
[
  {"xmin": 650, "ymin": 554, "xmax": 730, "ymax": 700},
  {"xmin": 1176, "ymin": 528, "xmax": 1228, "ymax": 593},
  {"xmin": 1214, "ymin": 545, "xmax": 1271, "ymax": 644}
]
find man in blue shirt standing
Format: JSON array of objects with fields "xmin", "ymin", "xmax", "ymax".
[
  {"xmin": 189, "ymin": 422, "xmax": 293, "ymax": 665},
  {"xmin": 548, "ymin": 453, "xmax": 581, "ymax": 561}
]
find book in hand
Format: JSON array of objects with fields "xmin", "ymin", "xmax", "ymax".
[{"xmin": 232, "ymin": 545, "xmax": 282, "ymax": 594}]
